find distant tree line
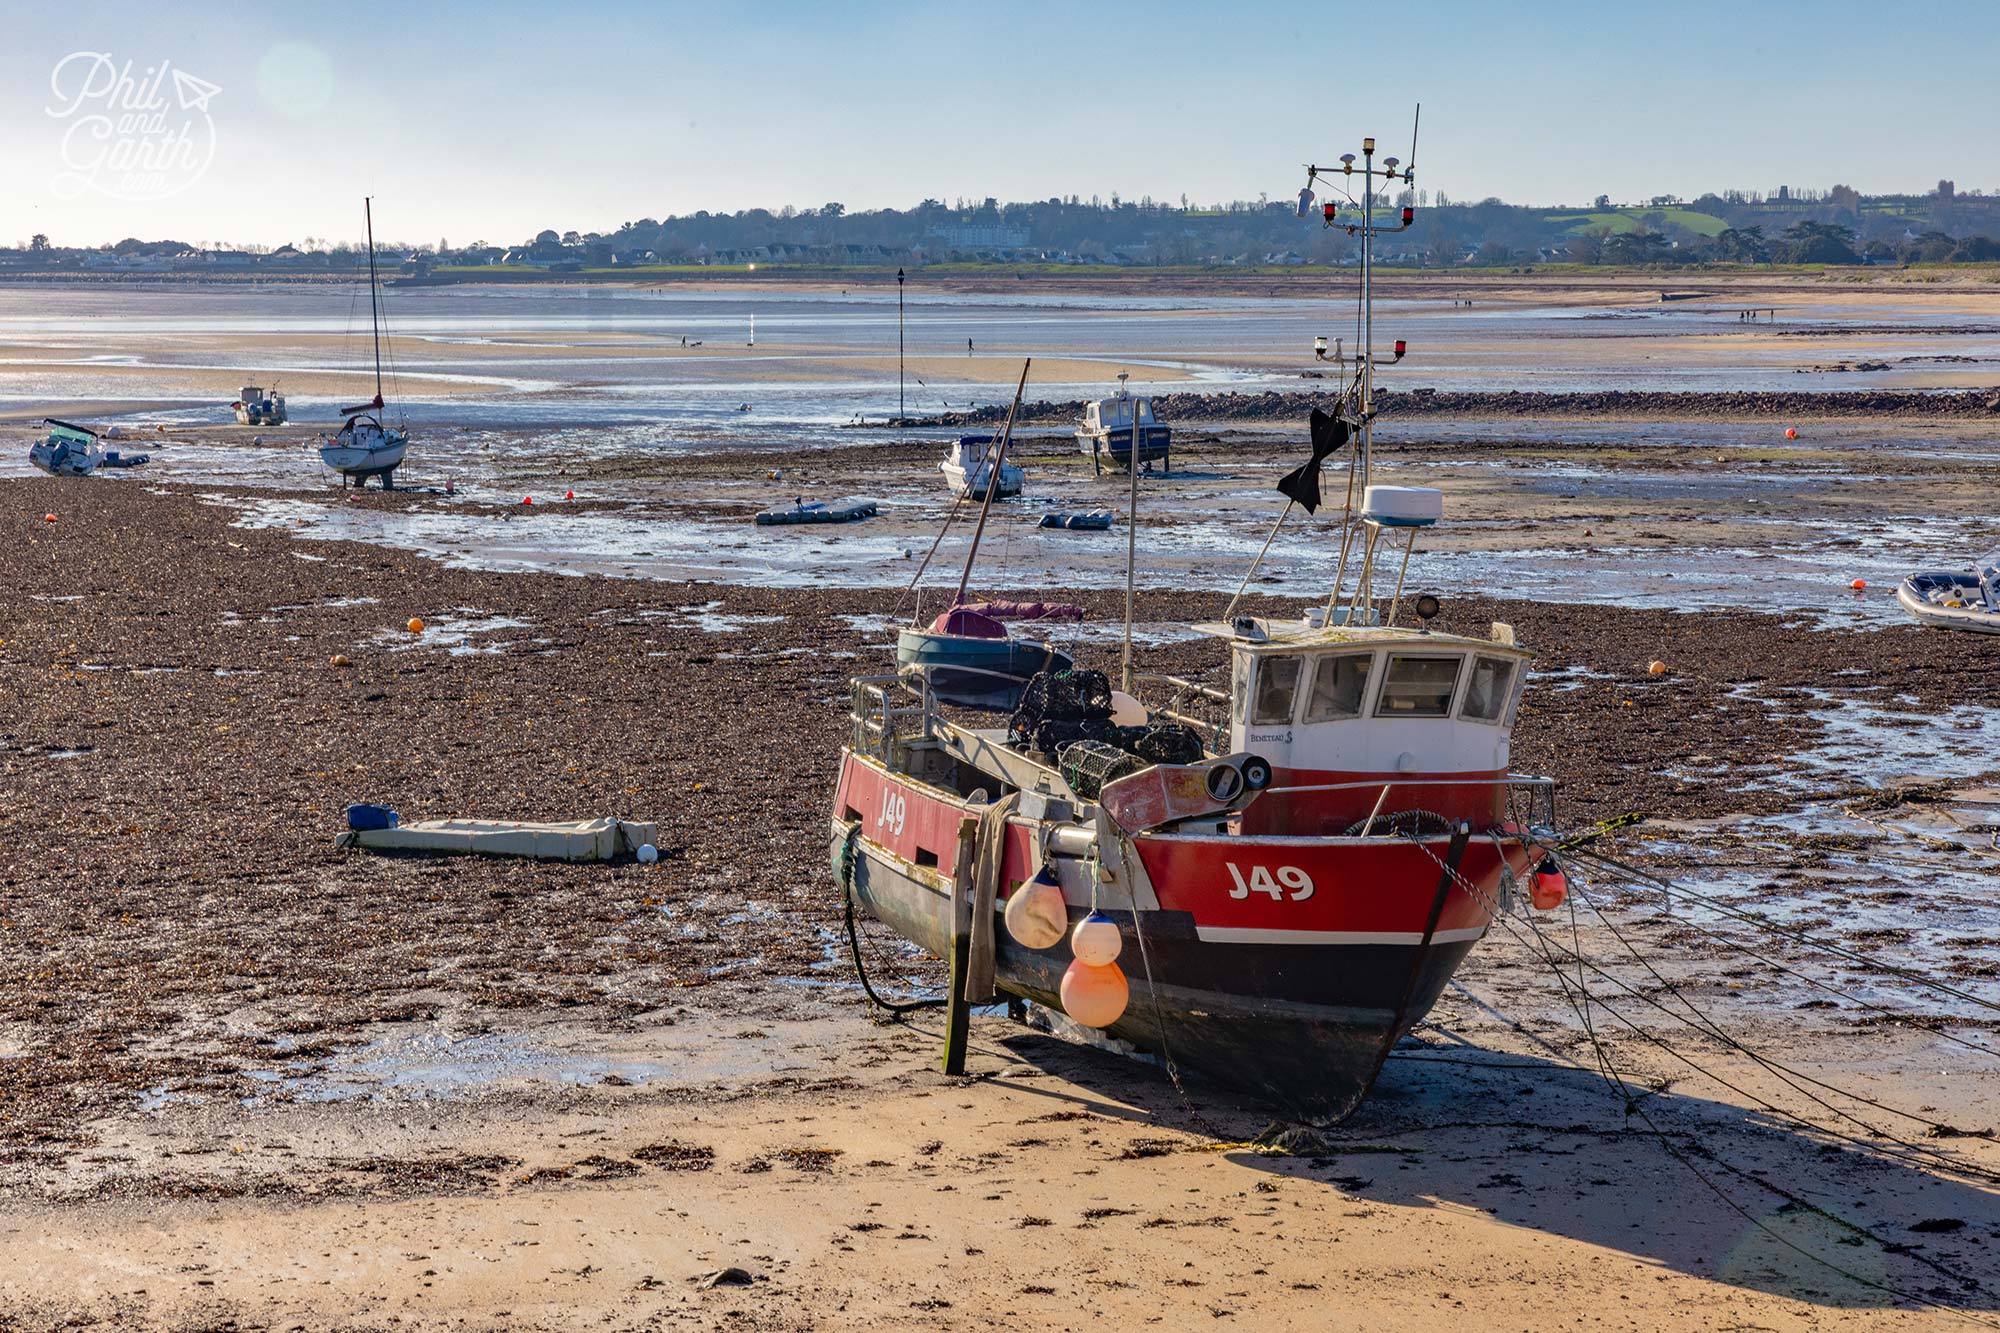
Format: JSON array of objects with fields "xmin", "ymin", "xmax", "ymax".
[{"xmin": 13, "ymin": 180, "xmax": 2000, "ymax": 270}]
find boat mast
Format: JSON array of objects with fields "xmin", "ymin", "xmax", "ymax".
[
  {"xmin": 897, "ymin": 267, "xmax": 906, "ymax": 429},
  {"xmin": 364, "ymin": 197, "xmax": 382, "ymax": 401},
  {"xmin": 1120, "ymin": 372, "xmax": 1140, "ymax": 691},
  {"xmin": 1303, "ymin": 111, "xmax": 1417, "ymax": 614}
]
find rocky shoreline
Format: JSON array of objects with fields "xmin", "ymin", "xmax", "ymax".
[{"xmin": 909, "ymin": 385, "xmax": 2000, "ymax": 427}]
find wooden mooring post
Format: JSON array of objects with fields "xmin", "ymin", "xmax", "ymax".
[{"xmin": 942, "ymin": 817, "xmax": 979, "ymax": 1075}]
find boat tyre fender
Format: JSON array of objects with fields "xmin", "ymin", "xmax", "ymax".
[{"xmin": 1342, "ymin": 809, "xmax": 1453, "ymax": 839}]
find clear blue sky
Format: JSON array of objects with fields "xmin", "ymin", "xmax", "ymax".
[{"xmin": 3, "ymin": 0, "xmax": 1995, "ymax": 247}]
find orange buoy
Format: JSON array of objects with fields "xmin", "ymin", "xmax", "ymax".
[
  {"xmin": 1850, "ymin": 578, "xmax": 1867, "ymax": 591},
  {"xmin": 1059, "ymin": 958, "xmax": 1130, "ymax": 1028},
  {"xmin": 1647, "ymin": 660, "xmax": 1667, "ymax": 676},
  {"xmin": 1785, "ymin": 427, "xmax": 1798, "ymax": 439},
  {"xmin": 523, "ymin": 495, "xmax": 533, "ymax": 505},
  {"xmin": 43, "ymin": 513, "xmax": 57, "ymax": 523},
  {"xmin": 406, "ymin": 617, "xmax": 425, "ymax": 634},
  {"xmin": 1530, "ymin": 857, "xmax": 1568, "ymax": 911}
]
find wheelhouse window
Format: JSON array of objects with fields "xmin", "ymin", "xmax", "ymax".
[
  {"xmin": 1251, "ymin": 655, "xmax": 1303, "ymax": 726},
  {"xmin": 1376, "ymin": 655, "xmax": 1461, "ymax": 717},
  {"xmin": 1462, "ymin": 655, "xmax": 1517, "ymax": 723},
  {"xmin": 1303, "ymin": 652, "xmax": 1373, "ymax": 722}
]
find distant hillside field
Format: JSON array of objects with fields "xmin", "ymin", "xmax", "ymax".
[{"xmin": 1545, "ymin": 208, "xmax": 1732, "ymax": 237}]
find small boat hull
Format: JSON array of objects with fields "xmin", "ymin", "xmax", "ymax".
[
  {"xmin": 941, "ymin": 458, "xmax": 1023, "ymax": 500},
  {"xmin": 1078, "ymin": 424, "xmax": 1172, "ymax": 474},
  {"xmin": 895, "ymin": 629, "xmax": 1072, "ymax": 711},
  {"xmin": 831, "ymin": 748, "xmax": 1521, "ymax": 1122},
  {"xmin": 29, "ymin": 443, "xmax": 97, "ymax": 477},
  {"xmin": 1898, "ymin": 575, "xmax": 2000, "ymax": 634},
  {"xmin": 320, "ymin": 438, "xmax": 407, "ymax": 481}
]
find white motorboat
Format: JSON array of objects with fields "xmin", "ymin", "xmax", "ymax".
[
  {"xmin": 28, "ymin": 419, "xmax": 150, "ymax": 476},
  {"xmin": 940, "ymin": 434, "xmax": 1023, "ymax": 500},
  {"xmin": 1076, "ymin": 371, "xmax": 1171, "ymax": 476},
  {"xmin": 319, "ymin": 199, "xmax": 411, "ymax": 488},
  {"xmin": 1898, "ymin": 553, "xmax": 2000, "ymax": 634},
  {"xmin": 233, "ymin": 384, "xmax": 287, "ymax": 426}
]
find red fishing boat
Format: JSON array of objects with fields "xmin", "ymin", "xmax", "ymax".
[{"xmin": 831, "ymin": 126, "xmax": 1566, "ymax": 1123}]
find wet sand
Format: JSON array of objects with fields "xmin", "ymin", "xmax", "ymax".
[{"xmin": 4, "ymin": 477, "xmax": 1999, "ymax": 1330}]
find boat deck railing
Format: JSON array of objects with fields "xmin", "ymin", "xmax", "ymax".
[
  {"xmin": 1258, "ymin": 774, "xmax": 1558, "ymax": 832},
  {"xmin": 1132, "ymin": 671, "xmax": 1230, "ymax": 752},
  {"xmin": 850, "ymin": 674, "xmax": 936, "ymax": 763}
]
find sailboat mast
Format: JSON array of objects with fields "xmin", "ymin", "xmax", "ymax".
[{"xmin": 364, "ymin": 197, "xmax": 383, "ymax": 400}]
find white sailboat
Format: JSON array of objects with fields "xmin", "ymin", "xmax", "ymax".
[{"xmin": 319, "ymin": 198, "xmax": 410, "ymax": 488}]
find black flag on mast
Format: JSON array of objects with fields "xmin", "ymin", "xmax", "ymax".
[{"xmin": 1275, "ymin": 408, "xmax": 1351, "ymax": 513}]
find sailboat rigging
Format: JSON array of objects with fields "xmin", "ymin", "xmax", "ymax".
[{"xmin": 318, "ymin": 197, "xmax": 410, "ymax": 488}]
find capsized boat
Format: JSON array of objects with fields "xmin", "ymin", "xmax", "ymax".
[
  {"xmin": 29, "ymin": 419, "xmax": 150, "ymax": 476},
  {"xmin": 1898, "ymin": 553, "xmax": 2000, "ymax": 634},
  {"xmin": 319, "ymin": 199, "xmax": 410, "ymax": 488},
  {"xmin": 1077, "ymin": 372, "xmax": 1170, "ymax": 476},
  {"xmin": 940, "ymin": 434, "xmax": 1023, "ymax": 499}
]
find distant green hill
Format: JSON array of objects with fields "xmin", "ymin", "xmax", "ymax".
[{"xmin": 1544, "ymin": 208, "xmax": 1730, "ymax": 237}]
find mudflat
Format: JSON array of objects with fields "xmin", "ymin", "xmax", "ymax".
[{"xmin": 3, "ymin": 461, "xmax": 1997, "ymax": 1329}]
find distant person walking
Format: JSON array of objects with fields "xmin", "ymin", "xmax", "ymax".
[{"xmin": 967, "ymin": 337, "xmax": 974, "ymax": 356}]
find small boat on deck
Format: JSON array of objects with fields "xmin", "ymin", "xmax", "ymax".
[
  {"xmin": 1898, "ymin": 554, "xmax": 2000, "ymax": 634},
  {"xmin": 895, "ymin": 604, "xmax": 1078, "ymax": 711},
  {"xmin": 940, "ymin": 435, "xmax": 1023, "ymax": 500},
  {"xmin": 319, "ymin": 199, "xmax": 411, "ymax": 489},
  {"xmin": 1077, "ymin": 372, "xmax": 1171, "ymax": 476}
]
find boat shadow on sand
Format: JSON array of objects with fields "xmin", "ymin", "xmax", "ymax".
[{"xmin": 965, "ymin": 1020, "xmax": 2000, "ymax": 1312}]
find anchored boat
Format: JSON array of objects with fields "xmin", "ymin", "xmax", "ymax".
[
  {"xmin": 1077, "ymin": 372, "xmax": 1171, "ymax": 476},
  {"xmin": 233, "ymin": 384, "xmax": 287, "ymax": 426},
  {"xmin": 319, "ymin": 199, "xmax": 410, "ymax": 488},
  {"xmin": 834, "ymin": 127, "xmax": 1566, "ymax": 1123},
  {"xmin": 939, "ymin": 434, "xmax": 1023, "ymax": 500}
]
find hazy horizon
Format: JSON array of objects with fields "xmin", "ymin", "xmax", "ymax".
[{"xmin": 4, "ymin": 0, "xmax": 1997, "ymax": 248}]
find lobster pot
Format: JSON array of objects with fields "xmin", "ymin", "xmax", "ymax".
[{"xmin": 1057, "ymin": 740, "xmax": 1142, "ymax": 799}]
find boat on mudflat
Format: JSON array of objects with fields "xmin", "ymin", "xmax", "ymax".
[
  {"xmin": 319, "ymin": 199, "xmax": 411, "ymax": 488},
  {"xmin": 835, "ymin": 132, "xmax": 1569, "ymax": 1123},
  {"xmin": 939, "ymin": 434, "xmax": 1023, "ymax": 500},
  {"xmin": 29, "ymin": 419, "xmax": 150, "ymax": 476},
  {"xmin": 1898, "ymin": 554, "xmax": 2000, "ymax": 634},
  {"xmin": 1076, "ymin": 372, "xmax": 1170, "ymax": 475}
]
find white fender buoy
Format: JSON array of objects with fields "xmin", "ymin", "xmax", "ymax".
[{"xmin": 1070, "ymin": 912, "xmax": 1123, "ymax": 967}]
